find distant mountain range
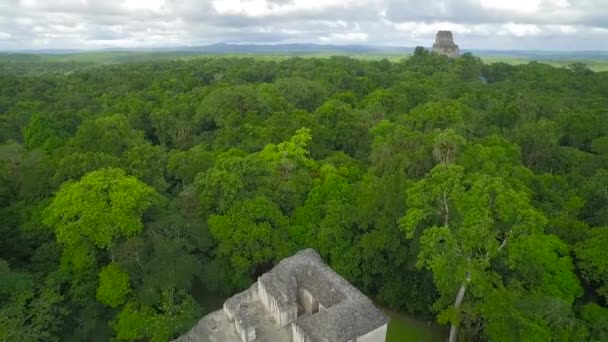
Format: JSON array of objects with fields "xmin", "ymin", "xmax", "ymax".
[
  {"xmin": 6, "ymin": 43, "xmax": 608, "ymax": 60},
  {"xmin": 11, "ymin": 43, "xmax": 414, "ymax": 55}
]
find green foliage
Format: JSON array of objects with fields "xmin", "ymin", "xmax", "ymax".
[
  {"xmin": 400, "ymin": 162, "xmax": 572, "ymax": 339},
  {"xmin": 369, "ymin": 121, "xmax": 434, "ymax": 178},
  {"xmin": 52, "ymin": 151, "xmax": 121, "ymax": 186},
  {"xmin": 508, "ymin": 234, "xmax": 582, "ymax": 303},
  {"xmin": 195, "ymin": 151, "xmax": 270, "ymax": 214},
  {"xmin": 513, "ymin": 118, "xmax": 559, "ymax": 171},
  {"xmin": 575, "ymin": 227, "xmax": 608, "ymax": 301},
  {"xmin": 581, "ymin": 303, "xmax": 608, "ymax": 341},
  {"xmin": 112, "ymin": 290, "xmax": 199, "ymax": 342},
  {"xmin": 0, "ymin": 142, "xmax": 53, "ymax": 202},
  {"xmin": 0, "ymin": 261, "xmax": 67, "ymax": 342},
  {"xmin": 405, "ymin": 100, "xmax": 466, "ymax": 133},
  {"xmin": 123, "ymin": 142, "xmax": 168, "ymax": 192},
  {"xmin": 275, "ymin": 77, "xmax": 328, "ymax": 112},
  {"xmin": 454, "ymin": 53, "xmax": 483, "ymax": 81},
  {"xmin": 209, "ymin": 196, "xmax": 292, "ymax": 289},
  {"xmin": 23, "ymin": 112, "xmax": 79, "ymax": 152},
  {"xmin": 433, "ymin": 129, "xmax": 466, "ymax": 165},
  {"xmin": 260, "ymin": 127, "xmax": 315, "ymax": 172},
  {"xmin": 67, "ymin": 114, "xmax": 145, "ymax": 155},
  {"xmin": 43, "ymin": 168, "xmax": 162, "ymax": 249},
  {"xmin": 167, "ymin": 144, "xmax": 214, "ymax": 185},
  {"xmin": 97, "ymin": 263, "xmax": 131, "ymax": 308},
  {"xmin": 2, "ymin": 54, "xmax": 607, "ymax": 341}
]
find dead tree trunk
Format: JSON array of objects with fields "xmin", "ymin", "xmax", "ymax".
[{"xmin": 448, "ymin": 271, "xmax": 471, "ymax": 342}]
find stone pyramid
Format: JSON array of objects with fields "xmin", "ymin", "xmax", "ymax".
[{"xmin": 432, "ymin": 31, "xmax": 460, "ymax": 58}]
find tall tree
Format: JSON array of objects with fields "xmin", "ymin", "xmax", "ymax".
[
  {"xmin": 400, "ymin": 164, "xmax": 571, "ymax": 341},
  {"xmin": 43, "ymin": 168, "xmax": 162, "ymax": 269}
]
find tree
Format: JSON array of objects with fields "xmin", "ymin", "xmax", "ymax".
[
  {"xmin": 513, "ymin": 118, "xmax": 559, "ymax": 171},
  {"xmin": 0, "ymin": 142, "xmax": 53, "ymax": 202},
  {"xmin": 291, "ymin": 164, "xmax": 370, "ymax": 284},
  {"xmin": 275, "ymin": 77, "xmax": 328, "ymax": 112},
  {"xmin": 52, "ymin": 151, "xmax": 121, "ymax": 186},
  {"xmin": 413, "ymin": 46, "xmax": 429, "ymax": 57},
  {"xmin": 43, "ymin": 168, "xmax": 162, "ymax": 267},
  {"xmin": 507, "ymin": 234, "xmax": 581, "ymax": 303},
  {"xmin": 568, "ymin": 62, "xmax": 592, "ymax": 75},
  {"xmin": 260, "ymin": 128, "xmax": 315, "ymax": 213},
  {"xmin": 149, "ymin": 109, "xmax": 177, "ymax": 147},
  {"xmin": 433, "ymin": 129, "xmax": 466, "ymax": 165},
  {"xmin": 583, "ymin": 169, "xmax": 608, "ymax": 226},
  {"xmin": 112, "ymin": 290, "xmax": 199, "ymax": 342},
  {"xmin": 195, "ymin": 151, "xmax": 270, "ymax": 214},
  {"xmin": 401, "ymin": 164, "xmax": 556, "ymax": 341},
  {"xmin": 195, "ymin": 85, "xmax": 273, "ymax": 130},
  {"xmin": 23, "ymin": 112, "xmax": 80, "ymax": 152},
  {"xmin": 369, "ymin": 121, "xmax": 435, "ymax": 178},
  {"xmin": 96, "ymin": 263, "xmax": 131, "ymax": 308},
  {"xmin": 123, "ymin": 143, "xmax": 169, "ymax": 193},
  {"xmin": 453, "ymin": 53, "xmax": 483, "ymax": 81},
  {"xmin": 167, "ymin": 144, "xmax": 214, "ymax": 186},
  {"xmin": 260, "ymin": 127, "xmax": 314, "ymax": 177},
  {"xmin": 67, "ymin": 114, "xmax": 145, "ymax": 156},
  {"xmin": 581, "ymin": 303, "xmax": 608, "ymax": 341},
  {"xmin": 114, "ymin": 217, "xmax": 203, "ymax": 305},
  {"xmin": 480, "ymin": 288, "xmax": 586, "ymax": 341},
  {"xmin": 0, "ymin": 260, "xmax": 66, "ymax": 342},
  {"xmin": 312, "ymin": 99, "xmax": 368, "ymax": 158},
  {"xmin": 208, "ymin": 197, "xmax": 292, "ymax": 289},
  {"xmin": 575, "ymin": 227, "xmax": 608, "ymax": 302},
  {"xmin": 405, "ymin": 100, "xmax": 466, "ymax": 133}
]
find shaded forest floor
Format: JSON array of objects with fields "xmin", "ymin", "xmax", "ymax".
[{"xmin": 384, "ymin": 309, "xmax": 446, "ymax": 342}]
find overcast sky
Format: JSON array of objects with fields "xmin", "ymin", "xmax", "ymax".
[{"xmin": 0, "ymin": 0, "xmax": 607, "ymax": 51}]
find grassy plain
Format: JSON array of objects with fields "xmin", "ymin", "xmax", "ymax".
[
  {"xmin": 479, "ymin": 55, "xmax": 608, "ymax": 72},
  {"xmin": 2, "ymin": 50, "xmax": 608, "ymax": 74}
]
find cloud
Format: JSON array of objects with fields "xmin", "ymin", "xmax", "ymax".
[
  {"xmin": 0, "ymin": 0, "xmax": 606, "ymax": 50},
  {"xmin": 384, "ymin": 0, "xmax": 608, "ymax": 28},
  {"xmin": 320, "ymin": 32, "xmax": 369, "ymax": 43}
]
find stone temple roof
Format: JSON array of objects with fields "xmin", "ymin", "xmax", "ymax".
[
  {"xmin": 262, "ymin": 249, "xmax": 389, "ymax": 341},
  {"xmin": 432, "ymin": 30, "xmax": 460, "ymax": 58}
]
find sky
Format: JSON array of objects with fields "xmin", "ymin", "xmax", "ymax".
[{"xmin": 0, "ymin": 0, "xmax": 607, "ymax": 51}]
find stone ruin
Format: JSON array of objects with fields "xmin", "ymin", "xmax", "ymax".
[
  {"xmin": 175, "ymin": 249, "xmax": 389, "ymax": 342},
  {"xmin": 432, "ymin": 31, "xmax": 460, "ymax": 58}
]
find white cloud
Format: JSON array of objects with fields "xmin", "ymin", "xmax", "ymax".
[
  {"xmin": 211, "ymin": 0, "xmax": 370, "ymax": 17},
  {"xmin": 320, "ymin": 32, "xmax": 369, "ymax": 42},
  {"xmin": 498, "ymin": 23, "xmax": 542, "ymax": 37},
  {"xmin": 124, "ymin": 0, "xmax": 166, "ymax": 11},
  {"xmin": 0, "ymin": 0, "xmax": 606, "ymax": 50},
  {"xmin": 480, "ymin": 0, "xmax": 541, "ymax": 13}
]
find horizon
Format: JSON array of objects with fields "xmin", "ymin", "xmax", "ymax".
[
  {"xmin": 3, "ymin": 41, "xmax": 608, "ymax": 54},
  {"xmin": 1, "ymin": 1, "xmax": 608, "ymax": 52}
]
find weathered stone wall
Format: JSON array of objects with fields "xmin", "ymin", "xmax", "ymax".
[
  {"xmin": 234, "ymin": 318, "xmax": 256, "ymax": 342},
  {"xmin": 223, "ymin": 284, "xmax": 258, "ymax": 321},
  {"xmin": 292, "ymin": 323, "xmax": 312, "ymax": 342},
  {"xmin": 258, "ymin": 279, "xmax": 298, "ymax": 327},
  {"xmin": 222, "ymin": 284, "xmax": 260, "ymax": 342},
  {"xmin": 297, "ymin": 288, "xmax": 319, "ymax": 314}
]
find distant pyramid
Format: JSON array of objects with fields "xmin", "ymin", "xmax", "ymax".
[{"xmin": 432, "ymin": 31, "xmax": 460, "ymax": 58}]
